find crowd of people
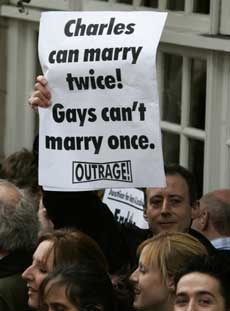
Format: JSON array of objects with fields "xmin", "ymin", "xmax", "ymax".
[{"xmin": 0, "ymin": 75, "xmax": 229, "ymax": 311}]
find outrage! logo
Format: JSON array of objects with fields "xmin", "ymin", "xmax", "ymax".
[{"xmin": 72, "ymin": 160, "xmax": 132, "ymax": 183}]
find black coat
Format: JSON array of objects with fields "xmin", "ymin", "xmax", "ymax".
[
  {"xmin": 0, "ymin": 251, "xmax": 32, "ymax": 311},
  {"xmin": 43, "ymin": 190, "xmax": 130, "ymax": 273}
]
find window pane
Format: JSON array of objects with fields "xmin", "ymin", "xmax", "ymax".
[
  {"xmin": 116, "ymin": 0, "xmax": 132, "ymax": 3},
  {"xmin": 162, "ymin": 131, "xmax": 180, "ymax": 164},
  {"xmin": 188, "ymin": 139, "xmax": 204, "ymax": 198},
  {"xmin": 193, "ymin": 0, "xmax": 210, "ymax": 14},
  {"xmin": 162, "ymin": 53, "xmax": 182, "ymax": 124},
  {"xmin": 189, "ymin": 58, "xmax": 206, "ymax": 130},
  {"xmin": 141, "ymin": 0, "xmax": 158, "ymax": 8},
  {"xmin": 167, "ymin": 0, "xmax": 184, "ymax": 11}
]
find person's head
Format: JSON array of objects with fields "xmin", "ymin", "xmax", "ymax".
[
  {"xmin": 129, "ymin": 232, "xmax": 207, "ymax": 311},
  {"xmin": 192, "ymin": 189, "xmax": 230, "ymax": 240},
  {"xmin": 0, "ymin": 149, "xmax": 55, "ymax": 235},
  {"xmin": 144, "ymin": 164, "xmax": 197, "ymax": 234},
  {"xmin": 174, "ymin": 255, "xmax": 230, "ymax": 311},
  {"xmin": 0, "ymin": 179, "xmax": 39, "ymax": 254},
  {"xmin": 1, "ymin": 149, "xmax": 39, "ymax": 195},
  {"xmin": 22, "ymin": 228, "xmax": 108, "ymax": 309},
  {"xmin": 39, "ymin": 263, "xmax": 117, "ymax": 311}
]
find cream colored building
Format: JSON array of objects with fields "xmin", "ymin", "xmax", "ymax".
[{"xmin": 0, "ymin": 0, "xmax": 230, "ymax": 195}]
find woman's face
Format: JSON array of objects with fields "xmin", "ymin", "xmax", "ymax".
[
  {"xmin": 130, "ymin": 247, "xmax": 170, "ymax": 311},
  {"xmin": 22, "ymin": 240, "xmax": 54, "ymax": 309},
  {"xmin": 43, "ymin": 281, "xmax": 80, "ymax": 311}
]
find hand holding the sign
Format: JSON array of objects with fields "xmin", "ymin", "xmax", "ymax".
[{"xmin": 29, "ymin": 75, "xmax": 51, "ymax": 110}]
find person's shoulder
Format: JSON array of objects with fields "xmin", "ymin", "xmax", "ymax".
[
  {"xmin": 188, "ymin": 228, "xmax": 217, "ymax": 255},
  {"xmin": 122, "ymin": 223, "xmax": 150, "ymax": 240},
  {"xmin": 0, "ymin": 272, "xmax": 25, "ymax": 288},
  {"xmin": 217, "ymin": 249, "xmax": 230, "ymax": 257},
  {"xmin": 0, "ymin": 273, "xmax": 28, "ymax": 311}
]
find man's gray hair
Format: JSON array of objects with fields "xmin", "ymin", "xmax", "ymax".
[
  {"xmin": 201, "ymin": 190, "xmax": 230, "ymax": 236},
  {"xmin": 0, "ymin": 179, "xmax": 39, "ymax": 252}
]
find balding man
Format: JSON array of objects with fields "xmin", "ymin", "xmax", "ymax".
[
  {"xmin": 0, "ymin": 179, "xmax": 39, "ymax": 311},
  {"xmin": 192, "ymin": 189, "xmax": 230, "ymax": 251}
]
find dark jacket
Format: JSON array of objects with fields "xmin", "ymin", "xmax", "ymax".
[
  {"xmin": 43, "ymin": 190, "xmax": 130, "ymax": 274},
  {"xmin": 0, "ymin": 251, "xmax": 32, "ymax": 311},
  {"xmin": 188, "ymin": 228, "xmax": 216, "ymax": 255}
]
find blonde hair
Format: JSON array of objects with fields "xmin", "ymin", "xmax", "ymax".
[{"xmin": 137, "ymin": 232, "xmax": 208, "ymax": 282}]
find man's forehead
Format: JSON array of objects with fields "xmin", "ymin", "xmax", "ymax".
[
  {"xmin": 213, "ymin": 189, "xmax": 230, "ymax": 203},
  {"xmin": 146, "ymin": 174, "xmax": 189, "ymax": 196},
  {"xmin": 177, "ymin": 272, "xmax": 221, "ymax": 294}
]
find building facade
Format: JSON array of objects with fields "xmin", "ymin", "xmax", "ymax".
[{"xmin": 0, "ymin": 0, "xmax": 230, "ymax": 194}]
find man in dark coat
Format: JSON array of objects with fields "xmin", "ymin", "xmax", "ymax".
[
  {"xmin": 123, "ymin": 164, "xmax": 216, "ymax": 267},
  {"xmin": 0, "ymin": 180, "xmax": 39, "ymax": 311}
]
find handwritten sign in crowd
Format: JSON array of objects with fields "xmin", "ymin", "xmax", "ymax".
[{"xmin": 38, "ymin": 11, "xmax": 167, "ymax": 191}]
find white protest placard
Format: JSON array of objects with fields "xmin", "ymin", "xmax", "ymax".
[
  {"xmin": 38, "ymin": 11, "xmax": 167, "ymax": 191},
  {"xmin": 103, "ymin": 188, "xmax": 148, "ymax": 229}
]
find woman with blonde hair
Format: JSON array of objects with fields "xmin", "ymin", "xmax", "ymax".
[{"xmin": 130, "ymin": 232, "xmax": 208, "ymax": 311}]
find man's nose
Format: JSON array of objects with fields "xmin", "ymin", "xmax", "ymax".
[
  {"xmin": 161, "ymin": 199, "xmax": 171, "ymax": 214},
  {"xmin": 185, "ymin": 300, "xmax": 196, "ymax": 311}
]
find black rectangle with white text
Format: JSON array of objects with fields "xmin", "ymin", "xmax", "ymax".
[{"xmin": 72, "ymin": 160, "xmax": 132, "ymax": 183}]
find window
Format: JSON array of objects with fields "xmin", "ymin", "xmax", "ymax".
[
  {"xmin": 188, "ymin": 138, "xmax": 204, "ymax": 197},
  {"xmin": 116, "ymin": 0, "xmax": 133, "ymax": 4},
  {"xmin": 167, "ymin": 0, "xmax": 184, "ymax": 11},
  {"xmin": 189, "ymin": 59, "xmax": 206, "ymax": 130},
  {"xmin": 193, "ymin": 0, "xmax": 210, "ymax": 14},
  {"xmin": 162, "ymin": 131, "xmax": 180, "ymax": 164},
  {"xmin": 159, "ymin": 46, "xmax": 207, "ymax": 195},
  {"xmin": 162, "ymin": 53, "xmax": 182, "ymax": 124},
  {"xmin": 141, "ymin": 0, "xmax": 158, "ymax": 8}
]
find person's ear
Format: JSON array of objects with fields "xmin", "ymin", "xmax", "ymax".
[
  {"xmin": 143, "ymin": 207, "xmax": 149, "ymax": 222},
  {"xmin": 166, "ymin": 276, "xmax": 175, "ymax": 292},
  {"xmin": 191, "ymin": 200, "xmax": 200, "ymax": 220},
  {"xmin": 200, "ymin": 208, "xmax": 209, "ymax": 230},
  {"xmin": 143, "ymin": 189, "xmax": 148, "ymax": 221}
]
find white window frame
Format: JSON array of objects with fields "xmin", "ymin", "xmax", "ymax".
[
  {"xmin": 3, "ymin": 19, "xmax": 38, "ymax": 154},
  {"xmin": 220, "ymin": 0, "xmax": 230, "ymax": 34},
  {"xmin": 157, "ymin": 44, "xmax": 207, "ymax": 190}
]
